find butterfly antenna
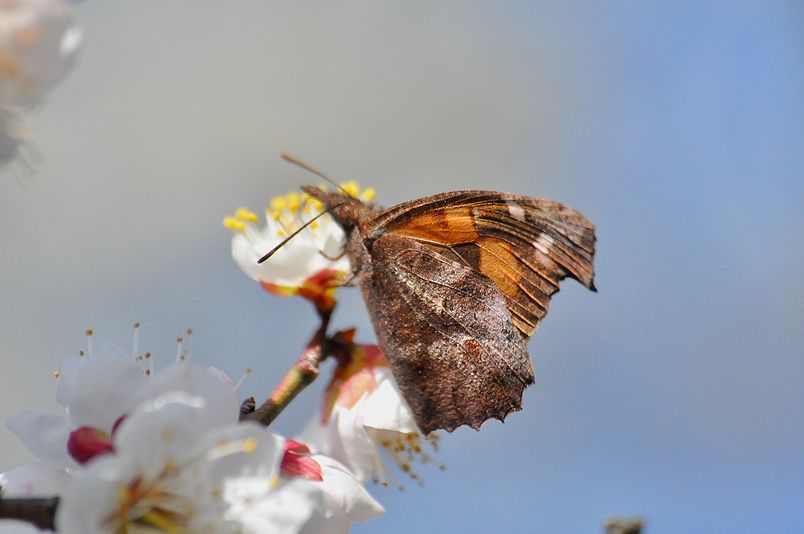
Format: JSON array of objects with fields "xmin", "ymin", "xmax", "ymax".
[
  {"xmin": 280, "ymin": 152, "xmax": 355, "ymax": 198},
  {"xmin": 257, "ymin": 204, "xmax": 343, "ymax": 264}
]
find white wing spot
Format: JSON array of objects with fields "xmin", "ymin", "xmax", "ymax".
[
  {"xmin": 507, "ymin": 201, "xmax": 526, "ymax": 222},
  {"xmin": 533, "ymin": 234, "xmax": 554, "ymax": 254}
]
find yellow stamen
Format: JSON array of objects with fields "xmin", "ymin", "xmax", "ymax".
[
  {"xmin": 235, "ymin": 207, "xmax": 258, "ymax": 223},
  {"xmin": 286, "ymin": 192, "xmax": 302, "ymax": 212},
  {"xmin": 362, "ymin": 187, "xmax": 376, "ymax": 201},
  {"xmin": 309, "ymin": 199, "xmax": 324, "ymax": 213},
  {"xmin": 269, "ymin": 196, "xmax": 287, "ymax": 212},
  {"xmin": 52, "ymin": 370, "xmax": 60, "ymax": 378},
  {"xmin": 340, "ymin": 180, "xmax": 360, "ymax": 198},
  {"xmin": 223, "ymin": 216, "xmax": 246, "ymax": 232}
]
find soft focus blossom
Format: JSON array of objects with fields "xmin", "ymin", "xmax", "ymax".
[
  {"xmin": 227, "ymin": 438, "xmax": 384, "ymax": 534},
  {"xmin": 56, "ymin": 394, "xmax": 285, "ymax": 534},
  {"xmin": 2, "ymin": 327, "xmax": 387, "ymax": 533},
  {"xmin": 301, "ymin": 337, "xmax": 442, "ymax": 488},
  {"xmin": 0, "ymin": 0, "xmax": 82, "ymax": 108},
  {"xmin": 5, "ymin": 331, "xmax": 239, "ymax": 479},
  {"xmin": 224, "ymin": 184, "xmax": 374, "ymax": 310},
  {"xmin": 0, "ymin": 0, "xmax": 81, "ymax": 166}
]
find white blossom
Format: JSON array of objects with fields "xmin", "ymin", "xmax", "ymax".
[
  {"xmin": 0, "ymin": 0, "xmax": 82, "ymax": 108},
  {"xmin": 224, "ymin": 185, "xmax": 373, "ymax": 304},
  {"xmin": 301, "ymin": 344, "xmax": 442, "ymax": 488},
  {"xmin": 56, "ymin": 394, "xmax": 284, "ymax": 534}
]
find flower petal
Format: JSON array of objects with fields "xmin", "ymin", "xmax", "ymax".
[
  {"xmin": 360, "ymin": 368, "xmax": 419, "ymax": 434},
  {"xmin": 0, "ymin": 463, "xmax": 70, "ymax": 497},
  {"xmin": 56, "ymin": 345, "xmax": 148, "ymax": 431},
  {"xmin": 6, "ymin": 411, "xmax": 74, "ymax": 467},
  {"xmin": 134, "ymin": 363, "xmax": 239, "ymax": 429},
  {"xmin": 313, "ymin": 454, "xmax": 384, "ymax": 523}
]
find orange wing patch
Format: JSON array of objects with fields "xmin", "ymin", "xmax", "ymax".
[
  {"xmin": 386, "ymin": 205, "xmax": 478, "ymax": 245},
  {"xmin": 376, "ymin": 191, "xmax": 596, "ymax": 339}
]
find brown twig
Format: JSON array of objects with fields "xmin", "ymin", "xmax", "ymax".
[
  {"xmin": 0, "ymin": 496, "xmax": 59, "ymax": 530},
  {"xmin": 241, "ymin": 306, "xmax": 333, "ymax": 426},
  {"xmin": 604, "ymin": 516, "xmax": 644, "ymax": 534}
]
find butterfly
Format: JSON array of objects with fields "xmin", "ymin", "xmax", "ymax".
[{"xmin": 293, "ymin": 182, "xmax": 597, "ymax": 434}]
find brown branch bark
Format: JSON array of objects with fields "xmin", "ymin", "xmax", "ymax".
[
  {"xmin": 240, "ymin": 306, "xmax": 333, "ymax": 426},
  {"xmin": 0, "ymin": 496, "xmax": 59, "ymax": 530},
  {"xmin": 604, "ymin": 516, "xmax": 644, "ymax": 534}
]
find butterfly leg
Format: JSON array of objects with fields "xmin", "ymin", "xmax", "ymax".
[{"xmin": 318, "ymin": 249, "xmax": 347, "ymax": 261}]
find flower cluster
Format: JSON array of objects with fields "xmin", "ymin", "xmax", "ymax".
[
  {"xmin": 0, "ymin": 0, "xmax": 82, "ymax": 167},
  {"xmin": 1, "ymin": 329, "xmax": 383, "ymax": 533}
]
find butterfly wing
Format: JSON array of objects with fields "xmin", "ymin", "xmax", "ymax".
[
  {"xmin": 361, "ymin": 233, "xmax": 534, "ymax": 434},
  {"xmin": 368, "ymin": 191, "xmax": 596, "ymax": 338}
]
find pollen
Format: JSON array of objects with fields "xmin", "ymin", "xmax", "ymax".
[
  {"xmin": 235, "ymin": 207, "xmax": 259, "ymax": 223},
  {"xmin": 223, "ymin": 216, "xmax": 246, "ymax": 232},
  {"xmin": 269, "ymin": 196, "xmax": 287, "ymax": 212},
  {"xmin": 376, "ymin": 431, "xmax": 444, "ymax": 486},
  {"xmin": 340, "ymin": 180, "xmax": 360, "ymax": 198},
  {"xmin": 286, "ymin": 192, "xmax": 302, "ymax": 212},
  {"xmin": 85, "ymin": 329, "xmax": 94, "ymax": 336},
  {"xmin": 361, "ymin": 187, "xmax": 376, "ymax": 201},
  {"xmin": 52, "ymin": 370, "xmax": 60, "ymax": 378},
  {"xmin": 309, "ymin": 199, "xmax": 324, "ymax": 213}
]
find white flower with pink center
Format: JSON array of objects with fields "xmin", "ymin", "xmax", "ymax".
[
  {"xmin": 56, "ymin": 393, "xmax": 284, "ymax": 534},
  {"xmin": 3, "ymin": 328, "xmax": 240, "ymax": 493},
  {"xmin": 301, "ymin": 338, "xmax": 443, "ymax": 488}
]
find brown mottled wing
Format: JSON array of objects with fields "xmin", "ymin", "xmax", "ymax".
[
  {"xmin": 369, "ymin": 191, "xmax": 596, "ymax": 337},
  {"xmin": 361, "ymin": 233, "xmax": 534, "ymax": 434}
]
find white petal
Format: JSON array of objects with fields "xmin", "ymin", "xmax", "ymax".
[
  {"xmin": 232, "ymin": 231, "xmax": 324, "ymax": 287},
  {"xmin": 0, "ymin": 463, "xmax": 70, "ymax": 497},
  {"xmin": 313, "ymin": 455, "xmax": 384, "ymax": 523},
  {"xmin": 201, "ymin": 424, "xmax": 284, "ymax": 485},
  {"xmin": 56, "ymin": 345, "xmax": 147, "ymax": 431},
  {"xmin": 112, "ymin": 395, "xmax": 219, "ymax": 479},
  {"xmin": 6, "ymin": 411, "xmax": 74, "ymax": 467},
  {"xmin": 56, "ymin": 455, "xmax": 135, "ymax": 534},
  {"xmin": 361, "ymin": 369, "xmax": 419, "ymax": 434},
  {"xmin": 230, "ymin": 478, "xmax": 322, "ymax": 534},
  {"xmin": 299, "ymin": 396, "xmax": 379, "ymax": 483},
  {"xmin": 134, "ymin": 363, "xmax": 239, "ymax": 429}
]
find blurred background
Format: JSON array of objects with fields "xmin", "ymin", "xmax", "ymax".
[{"xmin": 0, "ymin": 1, "xmax": 802, "ymax": 532}]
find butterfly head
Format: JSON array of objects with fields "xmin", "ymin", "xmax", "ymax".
[{"xmin": 301, "ymin": 184, "xmax": 373, "ymax": 231}]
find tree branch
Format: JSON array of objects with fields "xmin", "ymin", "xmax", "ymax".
[
  {"xmin": 240, "ymin": 306, "xmax": 333, "ymax": 426},
  {"xmin": 0, "ymin": 496, "xmax": 59, "ymax": 530},
  {"xmin": 604, "ymin": 516, "xmax": 644, "ymax": 534}
]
